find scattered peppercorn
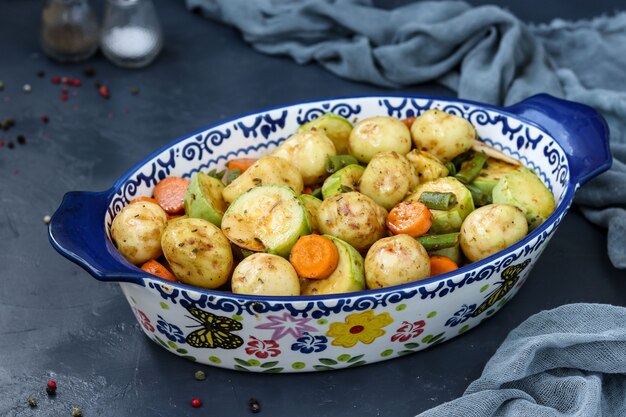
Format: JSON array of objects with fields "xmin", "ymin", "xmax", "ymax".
[
  {"xmin": 0, "ymin": 140, "xmax": 4, "ymax": 148},
  {"xmin": 7, "ymin": 141, "xmax": 14, "ymax": 149},
  {"xmin": 248, "ymin": 398, "xmax": 261, "ymax": 413},
  {"xmin": 41, "ymin": 115, "xmax": 49, "ymax": 123},
  {"xmin": 62, "ymin": 77, "xmax": 69, "ymax": 84},
  {"xmin": 72, "ymin": 79, "xmax": 82, "ymax": 87},
  {"xmin": 83, "ymin": 66, "xmax": 95, "ymax": 77},
  {"xmin": 43, "ymin": 215, "xmax": 52, "ymax": 224},
  {"xmin": 94, "ymin": 80, "xmax": 102, "ymax": 88},
  {"xmin": 23, "ymin": 84, "xmax": 32, "ymax": 93},
  {"xmin": 62, "ymin": 86, "xmax": 69, "ymax": 94},
  {"xmin": 191, "ymin": 398, "xmax": 202, "ymax": 408},
  {"xmin": 16, "ymin": 135, "xmax": 26, "ymax": 145},
  {"xmin": 71, "ymin": 406, "xmax": 83, "ymax": 417},
  {"xmin": 36, "ymin": 70, "xmax": 45, "ymax": 78},
  {"xmin": 130, "ymin": 86, "xmax": 140, "ymax": 96},
  {"xmin": 98, "ymin": 86, "xmax": 110, "ymax": 99},
  {"xmin": 0, "ymin": 80, "xmax": 4, "ymax": 90},
  {"xmin": 61, "ymin": 94, "xmax": 69, "ymax": 102},
  {"xmin": 194, "ymin": 370, "xmax": 206, "ymax": 381},
  {"xmin": 28, "ymin": 397, "xmax": 37, "ymax": 408},
  {"xmin": 46, "ymin": 380, "xmax": 57, "ymax": 395},
  {"xmin": 4, "ymin": 118, "xmax": 15, "ymax": 130},
  {"xmin": 51, "ymin": 76, "xmax": 61, "ymax": 84}
]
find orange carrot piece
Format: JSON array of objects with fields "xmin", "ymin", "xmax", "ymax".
[
  {"xmin": 386, "ymin": 201, "xmax": 433, "ymax": 237},
  {"xmin": 130, "ymin": 196, "xmax": 159, "ymax": 205},
  {"xmin": 401, "ymin": 116, "xmax": 416, "ymax": 129},
  {"xmin": 289, "ymin": 235, "xmax": 339, "ymax": 279},
  {"xmin": 429, "ymin": 255, "xmax": 459, "ymax": 276},
  {"xmin": 302, "ymin": 186, "xmax": 314, "ymax": 195},
  {"xmin": 153, "ymin": 177, "xmax": 189, "ymax": 214},
  {"xmin": 227, "ymin": 158, "xmax": 258, "ymax": 173},
  {"xmin": 141, "ymin": 259, "xmax": 177, "ymax": 282}
]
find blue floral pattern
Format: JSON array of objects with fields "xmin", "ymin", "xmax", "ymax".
[
  {"xmin": 156, "ymin": 315, "xmax": 185, "ymax": 343},
  {"xmin": 445, "ymin": 304, "xmax": 476, "ymax": 327},
  {"xmin": 291, "ymin": 332, "xmax": 328, "ymax": 354}
]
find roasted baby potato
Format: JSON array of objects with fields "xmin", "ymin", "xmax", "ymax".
[
  {"xmin": 459, "ymin": 204, "xmax": 528, "ymax": 262},
  {"xmin": 410, "ymin": 109, "xmax": 475, "ymax": 162},
  {"xmin": 348, "ymin": 116, "xmax": 412, "ymax": 163},
  {"xmin": 358, "ymin": 151, "xmax": 418, "ymax": 210},
  {"xmin": 364, "ymin": 234, "xmax": 430, "ymax": 289},
  {"xmin": 272, "ymin": 130, "xmax": 336, "ymax": 185},
  {"xmin": 111, "ymin": 201, "xmax": 168, "ymax": 265},
  {"xmin": 231, "ymin": 253, "xmax": 300, "ymax": 296},
  {"xmin": 317, "ymin": 192, "xmax": 387, "ymax": 252},
  {"xmin": 222, "ymin": 156, "xmax": 303, "ymax": 204},
  {"xmin": 161, "ymin": 218, "xmax": 233, "ymax": 289}
]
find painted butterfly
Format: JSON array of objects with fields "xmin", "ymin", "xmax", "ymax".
[
  {"xmin": 185, "ymin": 306, "xmax": 244, "ymax": 349},
  {"xmin": 472, "ymin": 259, "xmax": 531, "ymax": 318}
]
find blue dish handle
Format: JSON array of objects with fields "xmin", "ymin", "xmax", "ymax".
[
  {"xmin": 506, "ymin": 94, "xmax": 612, "ymax": 187},
  {"xmin": 48, "ymin": 191, "xmax": 146, "ymax": 285}
]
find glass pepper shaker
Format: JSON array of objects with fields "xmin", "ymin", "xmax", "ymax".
[
  {"xmin": 40, "ymin": 0, "xmax": 99, "ymax": 62},
  {"xmin": 100, "ymin": 0, "xmax": 164, "ymax": 68}
]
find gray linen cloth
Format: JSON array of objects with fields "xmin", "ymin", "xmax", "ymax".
[{"xmin": 186, "ymin": 0, "xmax": 626, "ymax": 268}]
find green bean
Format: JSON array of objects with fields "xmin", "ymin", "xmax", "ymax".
[
  {"xmin": 325, "ymin": 154, "xmax": 359, "ymax": 174},
  {"xmin": 206, "ymin": 168, "xmax": 226, "ymax": 180},
  {"xmin": 451, "ymin": 150, "xmax": 474, "ymax": 170},
  {"xmin": 455, "ymin": 152, "xmax": 488, "ymax": 184},
  {"xmin": 465, "ymin": 183, "xmax": 492, "ymax": 207},
  {"xmin": 415, "ymin": 232, "xmax": 460, "ymax": 251},
  {"xmin": 445, "ymin": 161, "xmax": 457, "ymax": 176},
  {"xmin": 311, "ymin": 187, "xmax": 323, "ymax": 199},
  {"xmin": 222, "ymin": 168, "xmax": 242, "ymax": 185},
  {"xmin": 418, "ymin": 191, "xmax": 457, "ymax": 210}
]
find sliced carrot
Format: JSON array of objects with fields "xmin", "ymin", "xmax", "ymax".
[
  {"xmin": 302, "ymin": 186, "xmax": 314, "ymax": 195},
  {"xmin": 429, "ymin": 255, "xmax": 459, "ymax": 276},
  {"xmin": 153, "ymin": 177, "xmax": 190, "ymax": 214},
  {"xmin": 130, "ymin": 196, "xmax": 159, "ymax": 205},
  {"xmin": 141, "ymin": 259, "xmax": 177, "ymax": 282},
  {"xmin": 401, "ymin": 116, "xmax": 416, "ymax": 129},
  {"xmin": 386, "ymin": 201, "xmax": 433, "ymax": 237},
  {"xmin": 289, "ymin": 235, "xmax": 339, "ymax": 279},
  {"xmin": 227, "ymin": 158, "xmax": 258, "ymax": 173}
]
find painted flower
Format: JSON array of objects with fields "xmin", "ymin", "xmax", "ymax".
[
  {"xmin": 156, "ymin": 315, "xmax": 185, "ymax": 344},
  {"xmin": 291, "ymin": 332, "xmax": 328, "ymax": 354},
  {"xmin": 391, "ymin": 320, "xmax": 425, "ymax": 342},
  {"xmin": 326, "ymin": 311, "xmax": 393, "ymax": 348},
  {"xmin": 445, "ymin": 304, "xmax": 476, "ymax": 327},
  {"xmin": 245, "ymin": 336, "xmax": 281, "ymax": 359},
  {"xmin": 132, "ymin": 307, "xmax": 154, "ymax": 333},
  {"xmin": 255, "ymin": 312, "xmax": 317, "ymax": 341}
]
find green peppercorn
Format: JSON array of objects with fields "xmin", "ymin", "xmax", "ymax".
[
  {"xmin": 28, "ymin": 397, "xmax": 37, "ymax": 407},
  {"xmin": 130, "ymin": 86, "xmax": 140, "ymax": 96},
  {"xmin": 72, "ymin": 406, "xmax": 83, "ymax": 416},
  {"xmin": 194, "ymin": 370, "xmax": 206, "ymax": 381}
]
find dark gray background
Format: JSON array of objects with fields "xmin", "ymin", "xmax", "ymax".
[{"xmin": 1, "ymin": 0, "xmax": 625, "ymax": 416}]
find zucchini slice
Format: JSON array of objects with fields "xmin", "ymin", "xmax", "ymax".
[
  {"xmin": 470, "ymin": 158, "xmax": 520, "ymax": 196},
  {"xmin": 221, "ymin": 185, "xmax": 310, "ymax": 257},
  {"xmin": 300, "ymin": 235, "xmax": 365, "ymax": 295},
  {"xmin": 184, "ymin": 172, "xmax": 226, "ymax": 227},
  {"xmin": 299, "ymin": 194, "xmax": 323, "ymax": 234},
  {"xmin": 298, "ymin": 113, "xmax": 353, "ymax": 154},
  {"xmin": 321, "ymin": 164, "xmax": 364, "ymax": 200}
]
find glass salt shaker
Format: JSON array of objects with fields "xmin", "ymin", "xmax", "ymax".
[
  {"xmin": 100, "ymin": 0, "xmax": 163, "ymax": 68},
  {"xmin": 41, "ymin": 0, "xmax": 99, "ymax": 62}
]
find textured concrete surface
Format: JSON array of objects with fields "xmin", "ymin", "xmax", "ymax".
[{"xmin": 0, "ymin": 0, "xmax": 624, "ymax": 416}]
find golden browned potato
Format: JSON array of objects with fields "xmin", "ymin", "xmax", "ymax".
[
  {"xmin": 231, "ymin": 253, "xmax": 300, "ymax": 296},
  {"xmin": 364, "ymin": 235, "xmax": 430, "ymax": 289},
  {"xmin": 317, "ymin": 192, "xmax": 387, "ymax": 252},
  {"xmin": 161, "ymin": 218, "xmax": 233, "ymax": 289},
  {"xmin": 459, "ymin": 204, "xmax": 528, "ymax": 262},
  {"xmin": 405, "ymin": 149, "xmax": 449, "ymax": 184},
  {"xmin": 272, "ymin": 130, "xmax": 336, "ymax": 185},
  {"xmin": 111, "ymin": 201, "xmax": 168, "ymax": 265},
  {"xmin": 410, "ymin": 109, "xmax": 475, "ymax": 162},
  {"xmin": 222, "ymin": 156, "xmax": 303, "ymax": 204},
  {"xmin": 358, "ymin": 151, "xmax": 418, "ymax": 210},
  {"xmin": 348, "ymin": 116, "xmax": 412, "ymax": 163}
]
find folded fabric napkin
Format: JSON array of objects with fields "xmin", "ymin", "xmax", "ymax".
[
  {"xmin": 187, "ymin": 0, "xmax": 626, "ymax": 268},
  {"xmin": 414, "ymin": 303, "xmax": 626, "ymax": 417}
]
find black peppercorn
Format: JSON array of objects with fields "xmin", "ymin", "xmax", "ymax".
[
  {"xmin": 16, "ymin": 135, "xmax": 26, "ymax": 145},
  {"xmin": 248, "ymin": 398, "xmax": 261, "ymax": 413},
  {"xmin": 83, "ymin": 66, "xmax": 95, "ymax": 77},
  {"xmin": 36, "ymin": 70, "xmax": 45, "ymax": 78}
]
